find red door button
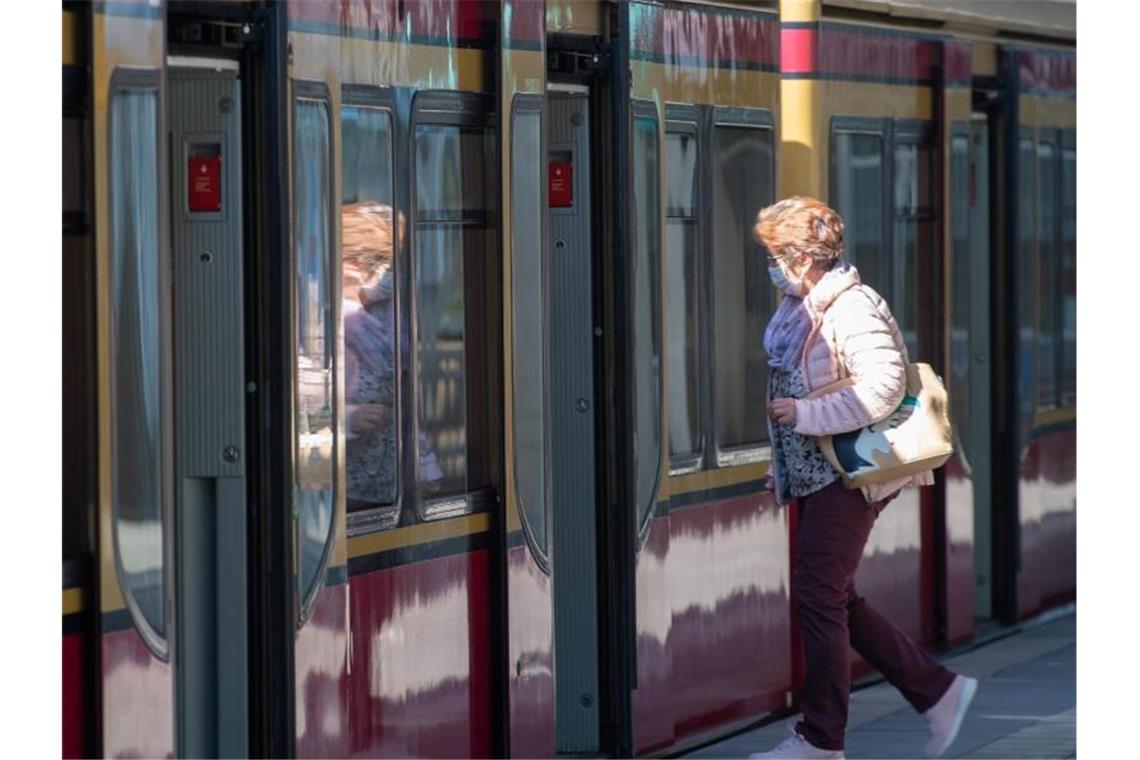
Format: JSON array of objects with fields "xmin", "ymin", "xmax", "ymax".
[
  {"xmin": 549, "ymin": 161, "xmax": 573, "ymax": 207},
  {"xmin": 188, "ymin": 156, "xmax": 222, "ymax": 212}
]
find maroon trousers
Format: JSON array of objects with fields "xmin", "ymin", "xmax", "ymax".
[{"xmin": 793, "ymin": 481, "xmax": 955, "ymax": 751}]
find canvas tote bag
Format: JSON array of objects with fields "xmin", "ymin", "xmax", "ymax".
[{"xmin": 806, "ymin": 363, "xmax": 954, "ymax": 489}]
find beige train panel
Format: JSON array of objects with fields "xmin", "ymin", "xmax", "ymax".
[
  {"xmin": 547, "ymin": 0, "xmax": 605, "ymax": 36},
  {"xmin": 632, "ymin": 61, "xmax": 780, "ymax": 109},
  {"xmin": 1019, "ymin": 93, "xmax": 1076, "ymax": 131}
]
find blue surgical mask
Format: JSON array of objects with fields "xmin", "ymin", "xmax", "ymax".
[{"xmin": 768, "ymin": 265, "xmax": 803, "ymax": 297}]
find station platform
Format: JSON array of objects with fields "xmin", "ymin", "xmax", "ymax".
[{"xmin": 683, "ymin": 610, "xmax": 1076, "ymax": 759}]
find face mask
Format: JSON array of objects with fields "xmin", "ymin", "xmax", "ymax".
[{"xmin": 768, "ymin": 264, "xmax": 803, "ymax": 297}]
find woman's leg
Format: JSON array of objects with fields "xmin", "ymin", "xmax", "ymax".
[{"xmin": 792, "ymin": 481, "xmax": 877, "ymax": 751}]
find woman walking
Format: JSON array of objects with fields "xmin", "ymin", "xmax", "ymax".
[{"xmin": 751, "ymin": 197, "xmax": 977, "ymax": 759}]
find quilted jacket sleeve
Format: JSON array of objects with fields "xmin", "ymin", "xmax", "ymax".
[{"xmin": 794, "ymin": 290, "xmax": 907, "ymax": 437}]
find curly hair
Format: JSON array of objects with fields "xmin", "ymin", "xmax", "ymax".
[
  {"xmin": 342, "ymin": 201, "xmax": 399, "ymax": 280},
  {"xmin": 752, "ymin": 195, "xmax": 845, "ymax": 266}
]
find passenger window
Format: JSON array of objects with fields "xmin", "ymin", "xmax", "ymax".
[
  {"xmin": 413, "ymin": 122, "xmax": 498, "ymax": 517},
  {"xmin": 340, "ymin": 104, "xmax": 399, "ymax": 524},
  {"xmin": 294, "ymin": 97, "xmax": 336, "ymax": 609},
  {"xmin": 510, "ymin": 97, "xmax": 548, "ymax": 556},
  {"xmin": 632, "ymin": 111, "xmax": 662, "ymax": 529},
  {"xmin": 1060, "ymin": 146, "xmax": 1076, "ymax": 406},
  {"xmin": 711, "ymin": 123, "xmax": 774, "ymax": 460},
  {"xmin": 1037, "ymin": 141, "xmax": 1058, "ymax": 409},
  {"xmin": 665, "ymin": 130, "xmax": 702, "ymax": 468},
  {"xmin": 109, "ymin": 83, "xmax": 167, "ymax": 647},
  {"xmin": 832, "ymin": 132, "xmax": 887, "ymax": 297}
]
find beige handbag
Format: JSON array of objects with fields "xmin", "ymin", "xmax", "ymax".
[{"xmin": 807, "ymin": 363, "xmax": 954, "ymax": 489}]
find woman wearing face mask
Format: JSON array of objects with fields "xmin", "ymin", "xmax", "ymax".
[
  {"xmin": 342, "ymin": 202, "xmax": 443, "ymax": 521},
  {"xmin": 749, "ymin": 197, "xmax": 976, "ymax": 760}
]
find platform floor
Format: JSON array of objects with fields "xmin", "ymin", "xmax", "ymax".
[{"xmin": 684, "ymin": 611, "xmax": 1076, "ymax": 759}]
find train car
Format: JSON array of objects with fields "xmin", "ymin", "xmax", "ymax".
[{"xmin": 60, "ymin": 0, "xmax": 1075, "ymax": 757}]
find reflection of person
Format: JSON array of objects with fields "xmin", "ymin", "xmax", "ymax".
[
  {"xmin": 342, "ymin": 202, "xmax": 442, "ymax": 511},
  {"xmin": 749, "ymin": 197, "xmax": 975, "ymax": 760}
]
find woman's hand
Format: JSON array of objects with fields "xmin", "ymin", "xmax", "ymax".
[
  {"xmin": 352, "ymin": 403, "xmax": 391, "ymax": 432},
  {"xmin": 768, "ymin": 397, "xmax": 797, "ymax": 427}
]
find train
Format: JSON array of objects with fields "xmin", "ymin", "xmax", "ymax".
[{"xmin": 61, "ymin": 0, "xmax": 1075, "ymax": 757}]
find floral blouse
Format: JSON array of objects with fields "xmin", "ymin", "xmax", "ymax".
[{"xmin": 770, "ymin": 366, "xmax": 839, "ymax": 500}]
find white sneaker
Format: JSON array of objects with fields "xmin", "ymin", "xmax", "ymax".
[
  {"xmin": 748, "ymin": 725, "xmax": 845, "ymax": 759},
  {"xmin": 923, "ymin": 674, "xmax": 979, "ymax": 758}
]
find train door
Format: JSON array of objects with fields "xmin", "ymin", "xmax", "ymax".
[
  {"xmin": 167, "ymin": 58, "xmax": 249, "ymax": 757},
  {"xmin": 498, "ymin": 2, "xmax": 556, "ymax": 755},
  {"xmin": 959, "ymin": 115, "xmax": 995, "ymax": 619},
  {"xmin": 548, "ymin": 86, "xmax": 602, "ymax": 754},
  {"xmin": 90, "ymin": 4, "xmax": 178, "ymax": 756}
]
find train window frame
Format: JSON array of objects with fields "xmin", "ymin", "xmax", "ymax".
[
  {"xmin": 409, "ymin": 91, "xmax": 501, "ymax": 523},
  {"xmin": 509, "ymin": 93, "xmax": 552, "ymax": 571},
  {"xmin": 291, "ymin": 79, "xmax": 338, "ymax": 625},
  {"xmin": 631, "ymin": 98, "xmax": 664, "ymax": 540},
  {"xmin": 709, "ymin": 106, "xmax": 776, "ymax": 469},
  {"xmin": 107, "ymin": 67, "xmax": 172, "ymax": 660},
  {"xmin": 664, "ymin": 105, "xmax": 705, "ymax": 477},
  {"xmin": 339, "ymin": 86, "xmax": 406, "ymax": 537}
]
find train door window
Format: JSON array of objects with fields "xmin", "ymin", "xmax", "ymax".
[
  {"xmin": 949, "ymin": 131, "xmax": 971, "ymax": 457},
  {"xmin": 1037, "ymin": 139, "xmax": 1058, "ymax": 409},
  {"xmin": 1060, "ymin": 141, "xmax": 1076, "ymax": 406},
  {"xmin": 293, "ymin": 93, "xmax": 336, "ymax": 613},
  {"xmin": 510, "ymin": 95, "xmax": 549, "ymax": 558},
  {"xmin": 1017, "ymin": 133, "xmax": 1038, "ymax": 430},
  {"xmin": 340, "ymin": 100, "xmax": 400, "ymax": 525},
  {"xmin": 412, "ymin": 114, "xmax": 498, "ymax": 518},
  {"xmin": 891, "ymin": 135, "xmax": 935, "ymax": 359},
  {"xmin": 109, "ymin": 78, "xmax": 168, "ymax": 652},
  {"xmin": 711, "ymin": 117, "xmax": 775, "ymax": 463},
  {"xmin": 632, "ymin": 105, "xmax": 663, "ymax": 530},
  {"xmin": 664, "ymin": 124, "xmax": 702, "ymax": 472},
  {"xmin": 831, "ymin": 129, "xmax": 887, "ymax": 297}
]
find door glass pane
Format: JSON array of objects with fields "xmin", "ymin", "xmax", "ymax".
[
  {"xmin": 414, "ymin": 124, "xmax": 497, "ymax": 508},
  {"xmin": 511, "ymin": 103, "xmax": 547, "ymax": 552},
  {"xmin": 712, "ymin": 124, "xmax": 774, "ymax": 453},
  {"xmin": 340, "ymin": 107, "xmax": 399, "ymax": 518},
  {"xmin": 1037, "ymin": 141, "xmax": 1058, "ymax": 408},
  {"xmin": 892, "ymin": 141, "xmax": 933, "ymax": 359},
  {"xmin": 949, "ymin": 133, "xmax": 971, "ymax": 461},
  {"xmin": 1060, "ymin": 146, "xmax": 1076, "ymax": 405},
  {"xmin": 633, "ymin": 113, "xmax": 662, "ymax": 528},
  {"xmin": 110, "ymin": 86, "xmax": 165, "ymax": 641},
  {"xmin": 294, "ymin": 98, "xmax": 335, "ymax": 605},
  {"xmin": 665, "ymin": 131, "xmax": 701, "ymax": 462},
  {"xmin": 832, "ymin": 132, "xmax": 886, "ymax": 295},
  {"xmin": 1017, "ymin": 136, "xmax": 1038, "ymax": 435}
]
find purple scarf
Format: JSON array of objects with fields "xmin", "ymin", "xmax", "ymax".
[{"xmin": 763, "ymin": 261, "xmax": 861, "ymax": 372}]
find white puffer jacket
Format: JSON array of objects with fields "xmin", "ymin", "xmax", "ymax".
[{"xmin": 770, "ymin": 262, "xmax": 934, "ymax": 505}]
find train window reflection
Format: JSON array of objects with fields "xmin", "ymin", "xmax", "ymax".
[
  {"xmin": 712, "ymin": 124, "xmax": 774, "ymax": 458},
  {"xmin": 341, "ymin": 105, "xmax": 400, "ymax": 525},
  {"xmin": 109, "ymin": 84, "xmax": 167, "ymax": 647},
  {"xmin": 949, "ymin": 133, "xmax": 971, "ymax": 462},
  {"xmin": 294, "ymin": 97, "xmax": 336, "ymax": 610},
  {"xmin": 892, "ymin": 141, "xmax": 934, "ymax": 360},
  {"xmin": 633, "ymin": 112, "xmax": 662, "ymax": 530},
  {"xmin": 413, "ymin": 123, "xmax": 497, "ymax": 514},
  {"xmin": 665, "ymin": 131, "xmax": 702, "ymax": 466}
]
